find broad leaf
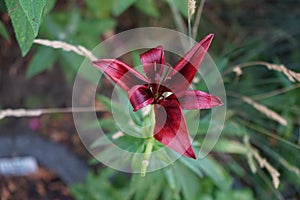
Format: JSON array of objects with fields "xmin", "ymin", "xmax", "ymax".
[
  {"xmin": 112, "ymin": 0, "xmax": 136, "ymax": 16},
  {"xmin": 26, "ymin": 46, "xmax": 58, "ymax": 79},
  {"xmin": 5, "ymin": 0, "xmax": 47, "ymax": 55},
  {"xmin": 135, "ymin": 0, "xmax": 160, "ymax": 17},
  {"xmin": 19, "ymin": 0, "xmax": 46, "ymax": 35}
]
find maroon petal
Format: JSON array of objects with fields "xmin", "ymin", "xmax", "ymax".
[
  {"xmin": 92, "ymin": 59, "xmax": 148, "ymax": 91},
  {"xmin": 166, "ymin": 34, "xmax": 214, "ymax": 92},
  {"xmin": 128, "ymin": 85, "xmax": 154, "ymax": 111},
  {"xmin": 154, "ymin": 98, "xmax": 196, "ymax": 159},
  {"xmin": 178, "ymin": 90, "xmax": 223, "ymax": 110},
  {"xmin": 140, "ymin": 46, "xmax": 165, "ymax": 83}
]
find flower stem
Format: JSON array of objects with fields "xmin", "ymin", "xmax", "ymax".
[
  {"xmin": 141, "ymin": 105, "xmax": 155, "ymax": 176},
  {"xmin": 141, "ymin": 137, "xmax": 154, "ymax": 176},
  {"xmin": 188, "ymin": 18, "xmax": 192, "ymax": 39}
]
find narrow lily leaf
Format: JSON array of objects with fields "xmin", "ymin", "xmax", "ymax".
[
  {"xmin": 179, "ymin": 156, "xmax": 203, "ymax": 177},
  {"xmin": 92, "ymin": 59, "xmax": 148, "ymax": 91},
  {"xmin": 198, "ymin": 156, "xmax": 227, "ymax": 189},
  {"xmin": 163, "ymin": 167, "xmax": 178, "ymax": 190},
  {"xmin": 178, "ymin": 90, "xmax": 223, "ymax": 110},
  {"xmin": 154, "ymin": 98, "xmax": 196, "ymax": 159},
  {"xmin": 97, "ymin": 94, "xmax": 142, "ymax": 136},
  {"xmin": 174, "ymin": 162, "xmax": 200, "ymax": 200},
  {"xmin": 167, "ymin": 34, "xmax": 214, "ymax": 92},
  {"xmin": 128, "ymin": 85, "xmax": 154, "ymax": 111},
  {"xmin": 213, "ymin": 139, "xmax": 248, "ymax": 154},
  {"xmin": 140, "ymin": 45, "xmax": 165, "ymax": 82}
]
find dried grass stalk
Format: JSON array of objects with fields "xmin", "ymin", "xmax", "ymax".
[
  {"xmin": 244, "ymin": 136, "xmax": 280, "ymax": 189},
  {"xmin": 242, "ymin": 96, "xmax": 287, "ymax": 126},
  {"xmin": 265, "ymin": 63, "xmax": 300, "ymax": 82},
  {"xmin": 112, "ymin": 131, "xmax": 125, "ymax": 140},
  {"xmin": 192, "ymin": 0, "xmax": 206, "ymax": 39},
  {"xmin": 252, "ymin": 148, "xmax": 280, "ymax": 188},
  {"xmin": 0, "ymin": 109, "xmax": 42, "ymax": 119},
  {"xmin": 188, "ymin": 0, "xmax": 196, "ymax": 19},
  {"xmin": 0, "ymin": 107, "xmax": 106, "ymax": 120},
  {"xmin": 232, "ymin": 61, "xmax": 300, "ymax": 83},
  {"xmin": 233, "ymin": 66, "xmax": 242, "ymax": 76},
  {"xmin": 34, "ymin": 39, "xmax": 97, "ymax": 61}
]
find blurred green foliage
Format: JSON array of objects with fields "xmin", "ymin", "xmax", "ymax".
[{"xmin": 1, "ymin": 0, "xmax": 300, "ymax": 199}]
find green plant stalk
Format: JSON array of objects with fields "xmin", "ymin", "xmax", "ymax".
[
  {"xmin": 141, "ymin": 137, "xmax": 154, "ymax": 176},
  {"xmin": 188, "ymin": 17, "xmax": 192, "ymax": 39},
  {"xmin": 141, "ymin": 105, "xmax": 155, "ymax": 176}
]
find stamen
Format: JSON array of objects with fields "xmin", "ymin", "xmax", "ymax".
[
  {"xmin": 160, "ymin": 64, "xmax": 173, "ymax": 84},
  {"xmin": 155, "ymin": 64, "xmax": 172, "ymax": 99},
  {"xmin": 161, "ymin": 92, "xmax": 173, "ymax": 98}
]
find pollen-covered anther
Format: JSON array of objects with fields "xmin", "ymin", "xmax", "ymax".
[{"xmin": 161, "ymin": 92, "xmax": 173, "ymax": 98}]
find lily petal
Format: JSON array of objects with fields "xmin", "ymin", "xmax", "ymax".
[
  {"xmin": 140, "ymin": 46, "xmax": 165, "ymax": 83},
  {"xmin": 178, "ymin": 90, "xmax": 223, "ymax": 110},
  {"xmin": 166, "ymin": 34, "xmax": 214, "ymax": 92},
  {"xmin": 128, "ymin": 85, "xmax": 154, "ymax": 111},
  {"xmin": 154, "ymin": 98, "xmax": 196, "ymax": 159},
  {"xmin": 92, "ymin": 59, "xmax": 148, "ymax": 91}
]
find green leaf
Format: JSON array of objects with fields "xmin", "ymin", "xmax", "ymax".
[
  {"xmin": 44, "ymin": 0, "xmax": 56, "ymax": 15},
  {"xmin": 163, "ymin": 167, "xmax": 178, "ymax": 190},
  {"xmin": 86, "ymin": 0, "xmax": 113, "ymax": 18},
  {"xmin": 172, "ymin": 0, "xmax": 188, "ymax": 18},
  {"xmin": 131, "ymin": 51, "xmax": 142, "ymax": 67},
  {"xmin": 134, "ymin": 0, "xmax": 160, "ymax": 17},
  {"xmin": 112, "ymin": 0, "xmax": 137, "ymax": 16},
  {"xmin": 179, "ymin": 156, "xmax": 203, "ymax": 177},
  {"xmin": 198, "ymin": 156, "xmax": 227, "ymax": 189},
  {"xmin": 59, "ymin": 50, "xmax": 84, "ymax": 82},
  {"xmin": 97, "ymin": 92, "xmax": 143, "ymax": 137},
  {"xmin": 20, "ymin": 0, "xmax": 46, "ymax": 35},
  {"xmin": 97, "ymin": 94, "xmax": 113, "ymax": 111},
  {"xmin": 5, "ymin": 0, "xmax": 47, "ymax": 55},
  {"xmin": 90, "ymin": 133, "xmax": 113, "ymax": 148},
  {"xmin": 130, "ymin": 172, "xmax": 164, "ymax": 200},
  {"xmin": 0, "ymin": 21, "xmax": 10, "ymax": 40},
  {"xmin": 26, "ymin": 46, "xmax": 58, "ymax": 79},
  {"xmin": 223, "ymin": 120, "xmax": 248, "ymax": 136},
  {"xmin": 78, "ymin": 19, "xmax": 116, "ymax": 35},
  {"xmin": 174, "ymin": 163, "xmax": 200, "ymax": 200},
  {"xmin": 213, "ymin": 139, "xmax": 248, "ymax": 154}
]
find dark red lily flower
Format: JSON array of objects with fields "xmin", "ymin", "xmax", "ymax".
[{"xmin": 92, "ymin": 34, "xmax": 222, "ymax": 159}]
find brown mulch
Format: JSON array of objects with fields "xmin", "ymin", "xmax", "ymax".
[{"xmin": 0, "ymin": 166, "xmax": 74, "ymax": 200}]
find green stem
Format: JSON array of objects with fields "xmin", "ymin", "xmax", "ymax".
[
  {"xmin": 141, "ymin": 137, "xmax": 154, "ymax": 176},
  {"xmin": 141, "ymin": 105, "xmax": 155, "ymax": 176},
  {"xmin": 188, "ymin": 18, "xmax": 192, "ymax": 39}
]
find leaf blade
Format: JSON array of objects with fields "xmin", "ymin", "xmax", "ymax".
[
  {"xmin": 19, "ymin": 0, "xmax": 46, "ymax": 36},
  {"xmin": 5, "ymin": 0, "xmax": 46, "ymax": 55},
  {"xmin": 26, "ymin": 46, "xmax": 58, "ymax": 79}
]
